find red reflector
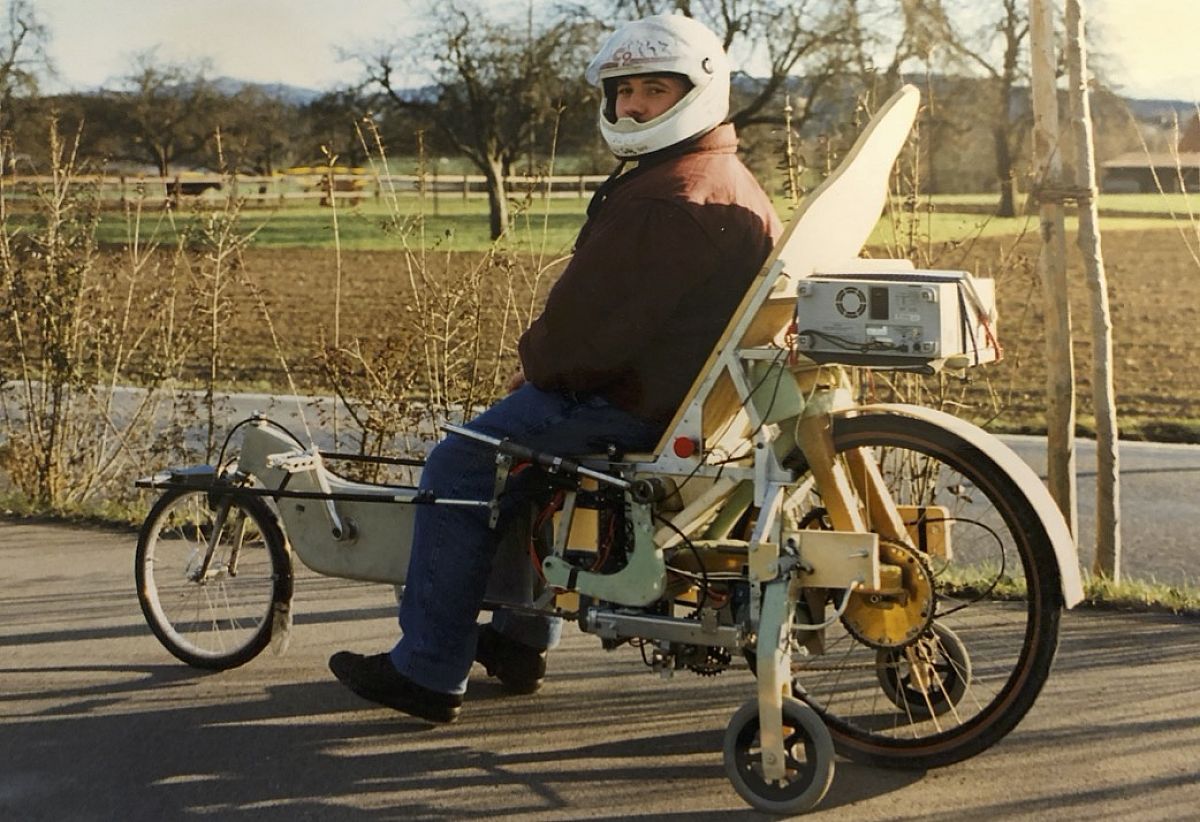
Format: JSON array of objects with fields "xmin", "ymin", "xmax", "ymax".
[{"xmin": 673, "ymin": 437, "xmax": 698, "ymax": 458}]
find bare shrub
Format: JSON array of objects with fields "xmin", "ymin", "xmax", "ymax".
[
  {"xmin": 0, "ymin": 120, "xmax": 197, "ymax": 512},
  {"xmin": 1127, "ymin": 106, "xmax": 1200, "ymax": 271},
  {"xmin": 178, "ymin": 134, "xmax": 255, "ymax": 461},
  {"xmin": 313, "ymin": 121, "xmax": 567, "ymax": 465}
]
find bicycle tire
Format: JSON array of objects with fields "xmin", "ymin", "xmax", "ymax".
[
  {"xmin": 782, "ymin": 413, "xmax": 1063, "ymax": 769},
  {"xmin": 135, "ymin": 487, "xmax": 292, "ymax": 670}
]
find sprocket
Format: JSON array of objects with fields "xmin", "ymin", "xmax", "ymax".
[
  {"xmin": 841, "ymin": 537, "xmax": 935, "ymax": 650},
  {"xmin": 688, "ymin": 645, "xmax": 732, "ymax": 677}
]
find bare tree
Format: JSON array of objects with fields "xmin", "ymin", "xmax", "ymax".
[
  {"xmin": 301, "ymin": 89, "xmax": 375, "ymax": 168},
  {"xmin": 607, "ymin": 0, "xmax": 861, "ymax": 133},
  {"xmin": 0, "ymin": 0, "xmax": 53, "ymax": 134},
  {"xmin": 217, "ymin": 87, "xmax": 301, "ymax": 174},
  {"xmin": 1029, "ymin": 0, "xmax": 1077, "ymax": 538},
  {"xmin": 932, "ymin": 0, "xmax": 1031, "ymax": 217},
  {"xmin": 358, "ymin": 3, "xmax": 598, "ymax": 240},
  {"xmin": 103, "ymin": 52, "xmax": 220, "ymax": 176},
  {"xmin": 1065, "ymin": 0, "xmax": 1119, "ymax": 580}
]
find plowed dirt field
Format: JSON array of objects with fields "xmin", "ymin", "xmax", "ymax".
[{"xmin": 157, "ymin": 225, "xmax": 1200, "ymax": 440}]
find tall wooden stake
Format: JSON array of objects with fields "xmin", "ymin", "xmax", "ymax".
[
  {"xmin": 1029, "ymin": 0, "xmax": 1079, "ymax": 538},
  {"xmin": 1065, "ymin": 0, "xmax": 1121, "ymax": 580}
]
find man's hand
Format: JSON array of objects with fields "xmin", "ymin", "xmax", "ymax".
[{"xmin": 506, "ymin": 368, "xmax": 526, "ymax": 394}]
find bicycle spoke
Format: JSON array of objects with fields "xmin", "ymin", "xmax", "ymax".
[
  {"xmin": 776, "ymin": 414, "xmax": 1061, "ymax": 767},
  {"xmin": 137, "ymin": 489, "xmax": 288, "ymax": 669}
]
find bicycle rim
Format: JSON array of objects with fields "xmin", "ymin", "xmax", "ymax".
[
  {"xmin": 136, "ymin": 489, "xmax": 288, "ymax": 670},
  {"xmin": 784, "ymin": 414, "xmax": 1062, "ymax": 768}
]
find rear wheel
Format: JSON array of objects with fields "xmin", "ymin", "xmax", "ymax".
[
  {"xmin": 136, "ymin": 488, "xmax": 292, "ymax": 670},
  {"xmin": 781, "ymin": 414, "xmax": 1062, "ymax": 769}
]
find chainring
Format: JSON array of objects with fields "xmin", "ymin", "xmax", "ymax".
[{"xmin": 688, "ymin": 645, "xmax": 733, "ymax": 677}]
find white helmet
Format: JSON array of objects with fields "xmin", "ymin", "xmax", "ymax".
[{"xmin": 586, "ymin": 14, "xmax": 731, "ymax": 158}]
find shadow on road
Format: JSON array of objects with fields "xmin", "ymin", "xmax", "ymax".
[{"xmin": 3, "ymin": 517, "xmax": 1199, "ymax": 819}]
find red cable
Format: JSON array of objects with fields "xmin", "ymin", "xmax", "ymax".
[{"xmin": 528, "ymin": 490, "xmax": 564, "ymax": 584}]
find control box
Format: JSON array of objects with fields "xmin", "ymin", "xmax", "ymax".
[{"xmin": 793, "ymin": 269, "xmax": 999, "ymax": 370}]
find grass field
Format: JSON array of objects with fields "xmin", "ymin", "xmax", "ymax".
[
  {"xmin": 67, "ymin": 190, "xmax": 1200, "ymax": 252},
  {"xmin": 93, "ymin": 197, "xmax": 592, "ymax": 252}
]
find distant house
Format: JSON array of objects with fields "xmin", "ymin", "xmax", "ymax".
[{"xmin": 1102, "ymin": 114, "xmax": 1200, "ymax": 193}]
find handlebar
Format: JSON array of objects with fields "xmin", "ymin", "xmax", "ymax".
[{"xmin": 442, "ymin": 424, "xmax": 631, "ymax": 490}]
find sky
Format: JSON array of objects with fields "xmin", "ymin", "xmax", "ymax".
[{"xmin": 30, "ymin": 0, "xmax": 1200, "ymax": 102}]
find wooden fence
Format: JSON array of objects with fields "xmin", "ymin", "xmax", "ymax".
[{"xmin": 1, "ymin": 172, "xmax": 611, "ymax": 208}]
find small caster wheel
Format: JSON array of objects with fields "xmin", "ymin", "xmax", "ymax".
[
  {"xmin": 876, "ymin": 622, "xmax": 971, "ymax": 719},
  {"xmin": 723, "ymin": 696, "xmax": 835, "ymax": 815}
]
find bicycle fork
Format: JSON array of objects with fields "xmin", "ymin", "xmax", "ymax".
[
  {"xmin": 186, "ymin": 497, "xmax": 248, "ymax": 583},
  {"xmin": 749, "ymin": 406, "xmax": 917, "ymax": 784}
]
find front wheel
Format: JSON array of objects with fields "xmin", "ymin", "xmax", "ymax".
[
  {"xmin": 135, "ymin": 488, "xmax": 292, "ymax": 670},
  {"xmin": 781, "ymin": 413, "xmax": 1063, "ymax": 769},
  {"xmin": 723, "ymin": 696, "xmax": 835, "ymax": 815}
]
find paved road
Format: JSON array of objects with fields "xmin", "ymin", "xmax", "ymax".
[
  {"xmin": 13, "ymin": 385, "xmax": 1200, "ymax": 585},
  {"xmin": 2, "ymin": 518, "xmax": 1198, "ymax": 820},
  {"xmin": 1004, "ymin": 436, "xmax": 1200, "ymax": 588}
]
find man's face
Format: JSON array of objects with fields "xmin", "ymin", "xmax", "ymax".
[{"xmin": 613, "ymin": 74, "xmax": 690, "ymax": 123}]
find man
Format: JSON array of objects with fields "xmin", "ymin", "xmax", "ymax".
[{"xmin": 330, "ymin": 14, "xmax": 782, "ymax": 723}]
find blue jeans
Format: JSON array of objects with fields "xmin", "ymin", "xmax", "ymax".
[{"xmin": 390, "ymin": 384, "xmax": 663, "ymax": 694}]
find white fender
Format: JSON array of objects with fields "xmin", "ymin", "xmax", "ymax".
[{"xmin": 850, "ymin": 403, "xmax": 1084, "ymax": 608}]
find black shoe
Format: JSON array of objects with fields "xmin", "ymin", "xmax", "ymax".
[
  {"xmin": 329, "ymin": 651, "xmax": 462, "ymax": 723},
  {"xmin": 474, "ymin": 624, "xmax": 547, "ymax": 695}
]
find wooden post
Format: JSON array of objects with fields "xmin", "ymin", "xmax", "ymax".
[
  {"xmin": 1066, "ymin": 0, "xmax": 1121, "ymax": 580},
  {"xmin": 1029, "ymin": 0, "xmax": 1078, "ymax": 538}
]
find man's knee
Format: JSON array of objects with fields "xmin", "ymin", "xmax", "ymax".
[{"xmin": 421, "ymin": 435, "xmax": 493, "ymax": 492}]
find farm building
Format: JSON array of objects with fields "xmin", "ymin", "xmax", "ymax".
[{"xmin": 1102, "ymin": 113, "xmax": 1200, "ymax": 192}]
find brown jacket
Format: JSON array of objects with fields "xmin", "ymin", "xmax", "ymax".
[{"xmin": 518, "ymin": 124, "xmax": 782, "ymax": 422}]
